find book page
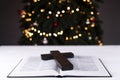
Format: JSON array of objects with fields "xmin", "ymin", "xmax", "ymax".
[
  {"xmin": 8, "ymin": 56, "xmax": 59, "ymax": 77},
  {"xmin": 70, "ymin": 56, "xmax": 98, "ymax": 71},
  {"xmin": 60, "ymin": 56, "xmax": 110, "ymax": 77}
]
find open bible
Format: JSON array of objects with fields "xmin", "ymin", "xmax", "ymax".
[{"xmin": 7, "ymin": 56, "xmax": 111, "ymax": 78}]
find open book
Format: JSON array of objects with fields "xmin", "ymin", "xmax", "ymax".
[{"xmin": 7, "ymin": 56, "xmax": 111, "ymax": 78}]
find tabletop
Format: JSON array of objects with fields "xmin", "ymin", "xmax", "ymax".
[{"xmin": 0, "ymin": 46, "xmax": 120, "ymax": 80}]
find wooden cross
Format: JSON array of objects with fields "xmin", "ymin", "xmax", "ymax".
[{"xmin": 41, "ymin": 50, "xmax": 74, "ymax": 71}]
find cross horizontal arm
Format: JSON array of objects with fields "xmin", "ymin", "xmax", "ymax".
[{"xmin": 41, "ymin": 52, "xmax": 74, "ymax": 60}]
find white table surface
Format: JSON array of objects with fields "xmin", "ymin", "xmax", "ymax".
[{"xmin": 0, "ymin": 46, "xmax": 120, "ymax": 80}]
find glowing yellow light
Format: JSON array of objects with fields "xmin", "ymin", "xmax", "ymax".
[
  {"xmin": 48, "ymin": 11, "xmax": 52, "ymax": 14},
  {"xmin": 85, "ymin": 27, "xmax": 88, "ymax": 30},
  {"xmin": 62, "ymin": 10, "xmax": 65, "ymax": 13},
  {"xmin": 47, "ymin": 16, "xmax": 50, "ymax": 19},
  {"xmin": 25, "ymin": 18, "xmax": 31, "ymax": 22},
  {"xmin": 25, "ymin": 34, "xmax": 29, "ymax": 38},
  {"xmin": 98, "ymin": 40, "xmax": 103, "ymax": 46},
  {"xmin": 71, "ymin": 10, "xmax": 75, "ymax": 13},
  {"xmin": 89, "ymin": 2, "xmax": 92, "ymax": 4},
  {"xmin": 43, "ymin": 32, "xmax": 46, "ymax": 35},
  {"xmin": 73, "ymin": 36, "xmax": 76, "ymax": 39},
  {"xmin": 31, "ymin": 27, "xmax": 34, "ymax": 30},
  {"xmin": 40, "ymin": 33, "xmax": 42, "ymax": 36},
  {"xmin": 40, "ymin": 9, "xmax": 45, "ymax": 12},
  {"xmin": 98, "ymin": 40, "xmax": 101, "ymax": 43},
  {"xmin": 27, "ymin": 13, "xmax": 31, "ymax": 17},
  {"xmin": 57, "ymin": 32, "xmax": 60, "ymax": 35},
  {"xmin": 29, "ymin": 32, "xmax": 33, "ymax": 37},
  {"xmin": 33, "ymin": 0, "xmax": 37, "ymax": 3},
  {"xmin": 66, "ymin": 37, "xmax": 69, "ymax": 40},
  {"xmin": 59, "ymin": 0, "xmax": 62, "ymax": 3},
  {"xmin": 24, "ymin": 29, "xmax": 28, "ymax": 31},
  {"xmin": 24, "ymin": 30, "xmax": 28, "ymax": 33},
  {"xmin": 53, "ymin": 33, "xmax": 58, "ymax": 37},
  {"xmin": 49, "ymin": 33, "xmax": 52, "ymax": 36},
  {"xmin": 37, "ymin": 30, "xmax": 40, "ymax": 33},
  {"xmin": 60, "ymin": 31, "xmax": 63, "ymax": 35},
  {"xmin": 60, "ymin": 14, "xmax": 63, "ymax": 17},
  {"xmin": 34, "ymin": 29, "xmax": 37, "ymax": 32},
  {"xmin": 76, "ymin": 8, "xmax": 80, "ymax": 12},
  {"xmin": 99, "ymin": 43, "xmax": 103, "ymax": 46},
  {"xmin": 58, "ymin": 31, "xmax": 64, "ymax": 35},
  {"xmin": 32, "ymin": 11, "xmax": 35, "ymax": 14},
  {"xmin": 21, "ymin": 10, "xmax": 26, "ymax": 15},
  {"xmin": 86, "ymin": 19, "xmax": 90, "ymax": 24},
  {"xmin": 56, "ymin": 14, "xmax": 59, "ymax": 17},
  {"xmin": 91, "ymin": 23, "xmax": 95, "ymax": 27},
  {"xmin": 70, "ymin": 26, "xmax": 74, "ymax": 30},
  {"xmin": 67, "ymin": 6, "xmax": 71, "ymax": 10},
  {"xmin": 25, "ymin": 30, "xmax": 33, "ymax": 38},
  {"xmin": 87, "ymin": 0, "xmax": 90, "ymax": 2},
  {"xmin": 57, "ymin": 11, "xmax": 60, "ymax": 14},
  {"xmin": 29, "ymin": 38, "xmax": 32, "ymax": 41},
  {"xmin": 59, "ymin": 30, "xmax": 64, "ymax": 35},
  {"xmin": 90, "ymin": 17, "xmax": 95, "ymax": 21},
  {"xmin": 79, "ymin": 34, "xmax": 82, "ymax": 37},
  {"xmin": 46, "ymin": 34, "xmax": 49, "ymax": 37},
  {"xmin": 75, "ymin": 35, "xmax": 78, "ymax": 39},
  {"xmin": 90, "ymin": 11, "xmax": 94, "ymax": 15},
  {"xmin": 83, "ymin": 0, "xmax": 86, "ymax": 2},
  {"xmin": 48, "ymin": 2, "xmax": 51, "ymax": 5},
  {"xmin": 21, "ymin": 15, "xmax": 25, "ymax": 18}
]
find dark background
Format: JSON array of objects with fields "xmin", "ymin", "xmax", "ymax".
[{"xmin": 0, "ymin": 0, "xmax": 120, "ymax": 45}]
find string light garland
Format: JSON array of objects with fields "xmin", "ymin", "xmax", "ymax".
[{"xmin": 19, "ymin": 0, "xmax": 103, "ymax": 45}]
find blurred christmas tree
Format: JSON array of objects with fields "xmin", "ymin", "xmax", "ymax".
[{"xmin": 18, "ymin": 0, "xmax": 103, "ymax": 45}]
